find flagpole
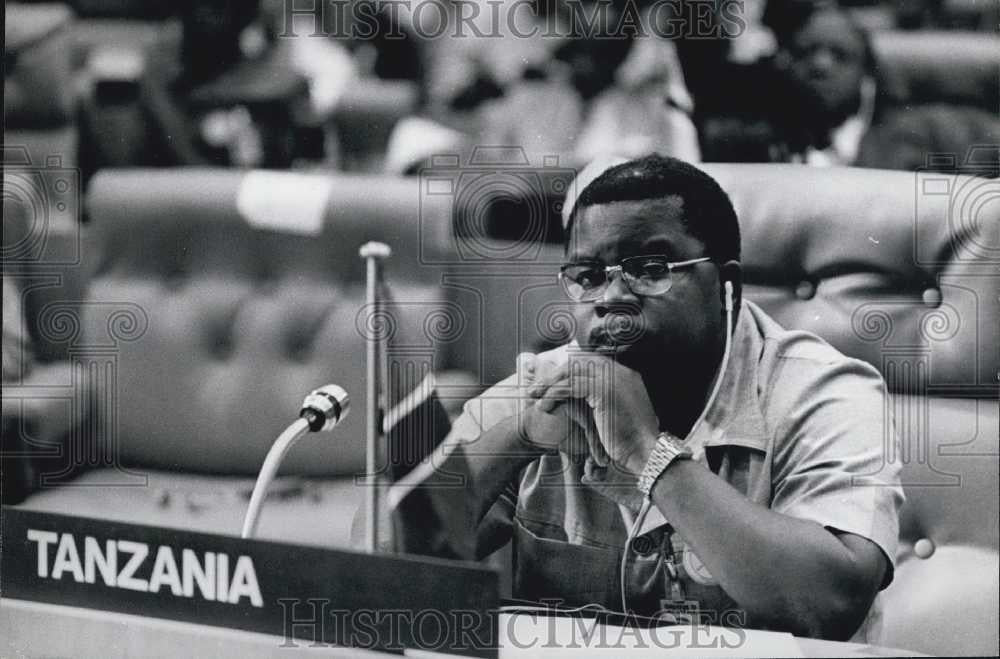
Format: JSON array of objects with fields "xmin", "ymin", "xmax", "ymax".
[{"xmin": 360, "ymin": 241, "xmax": 391, "ymax": 554}]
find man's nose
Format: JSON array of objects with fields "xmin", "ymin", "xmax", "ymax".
[
  {"xmin": 595, "ymin": 270, "xmax": 639, "ymax": 311},
  {"xmin": 809, "ymin": 48, "xmax": 837, "ymax": 74}
]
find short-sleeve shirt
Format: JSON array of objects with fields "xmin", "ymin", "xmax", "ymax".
[{"xmin": 445, "ymin": 300, "xmax": 904, "ymax": 643}]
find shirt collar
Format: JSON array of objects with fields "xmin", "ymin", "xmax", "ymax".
[{"xmin": 688, "ymin": 300, "xmax": 770, "ymax": 456}]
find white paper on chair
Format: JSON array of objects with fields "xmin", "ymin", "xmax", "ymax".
[{"xmin": 236, "ymin": 171, "xmax": 333, "ymax": 236}]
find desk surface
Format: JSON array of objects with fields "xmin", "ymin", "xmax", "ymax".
[{"xmin": 2, "ymin": 599, "xmax": 924, "ymax": 658}]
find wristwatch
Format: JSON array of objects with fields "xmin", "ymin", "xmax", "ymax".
[{"xmin": 637, "ymin": 432, "xmax": 692, "ymax": 498}]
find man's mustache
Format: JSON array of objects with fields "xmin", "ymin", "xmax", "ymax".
[{"xmin": 586, "ymin": 305, "xmax": 647, "ymax": 347}]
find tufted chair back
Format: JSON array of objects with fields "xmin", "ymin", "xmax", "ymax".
[
  {"xmin": 706, "ymin": 164, "xmax": 998, "ymax": 656},
  {"xmin": 871, "ymin": 30, "xmax": 1000, "ymax": 114},
  {"xmin": 78, "ymin": 168, "xmax": 453, "ymax": 476},
  {"xmin": 443, "ymin": 163, "xmax": 999, "ymax": 655}
]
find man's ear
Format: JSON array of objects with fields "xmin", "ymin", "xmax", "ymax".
[{"xmin": 718, "ymin": 260, "xmax": 743, "ymax": 310}]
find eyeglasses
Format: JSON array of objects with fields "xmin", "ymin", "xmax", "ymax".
[{"xmin": 558, "ymin": 255, "xmax": 711, "ymax": 302}]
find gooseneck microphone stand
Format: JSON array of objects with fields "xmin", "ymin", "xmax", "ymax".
[
  {"xmin": 241, "ymin": 418, "xmax": 312, "ymax": 539},
  {"xmin": 241, "ymin": 385, "xmax": 350, "ymax": 539}
]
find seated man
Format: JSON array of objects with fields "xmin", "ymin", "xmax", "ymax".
[
  {"xmin": 698, "ymin": 3, "xmax": 999, "ymax": 176},
  {"xmin": 400, "ymin": 155, "xmax": 903, "ymax": 642}
]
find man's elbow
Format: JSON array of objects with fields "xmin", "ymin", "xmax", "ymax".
[
  {"xmin": 819, "ymin": 533, "xmax": 888, "ymax": 639},
  {"xmin": 744, "ymin": 596, "xmax": 860, "ymax": 641},
  {"xmin": 745, "ymin": 573, "xmax": 879, "ymax": 640},
  {"xmin": 815, "ymin": 588, "xmax": 876, "ymax": 641},
  {"xmin": 801, "ymin": 530, "xmax": 888, "ymax": 639},
  {"xmin": 803, "ymin": 571, "xmax": 881, "ymax": 640}
]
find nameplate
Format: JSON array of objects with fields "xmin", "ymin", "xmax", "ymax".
[{"xmin": 1, "ymin": 507, "xmax": 499, "ymax": 657}]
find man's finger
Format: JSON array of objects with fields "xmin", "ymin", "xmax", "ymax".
[
  {"xmin": 568, "ymin": 363, "xmax": 614, "ymax": 409},
  {"xmin": 534, "ymin": 380, "xmax": 573, "ymax": 413},
  {"xmin": 565, "ymin": 401, "xmax": 610, "ymax": 467},
  {"xmin": 528, "ymin": 360, "xmax": 570, "ymax": 398},
  {"xmin": 516, "ymin": 352, "xmax": 537, "ymax": 384}
]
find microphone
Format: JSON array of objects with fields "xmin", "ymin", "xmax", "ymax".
[
  {"xmin": 300, "ymin": 384, "xmax": 350, "ymax": 432},
  {"xmin": 241, "ymin": 385, "xmax": 350, "ymax": 539}
]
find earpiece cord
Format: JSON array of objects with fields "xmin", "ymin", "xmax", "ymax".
[{"xmin": 619, "ymin": 282, "xmax": 735, "ymax": 613}]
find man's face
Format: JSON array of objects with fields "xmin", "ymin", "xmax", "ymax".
[
  {"xmin": 782, "ymin": 10, "xmax": 867, "ymax": 123},
  {"xmin": 566, "ymin": 198, "xmax": 725, "ymax": 373}
]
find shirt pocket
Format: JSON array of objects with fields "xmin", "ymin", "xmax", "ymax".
[
  {"xmin": 512, "ymin": 514, "xmax": 621, "ymax": 608},
  {"xmin": 671, "ymin": 534, "xmax": 744, "ymax": 626}
]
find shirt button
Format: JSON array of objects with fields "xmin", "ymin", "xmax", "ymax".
[
  {"xmin": 795, "ymin": 280, "xmax": 816, "ymax": 300},
  {"xmin": 922, "ymin": 288, "xmax": 942, "ymax": 308},
  {"xmin": 914, "ymin": 538, "xmax": 936, "ymax": 559}
]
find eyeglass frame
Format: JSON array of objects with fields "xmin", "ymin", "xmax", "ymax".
[{"xmin": 557, "ymin": 255, "xmax": 712, "ymax": 301}]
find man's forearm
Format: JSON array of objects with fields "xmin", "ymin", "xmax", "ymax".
[
  {"xmin": 650, "ymin": 459, "xmax": 882, "ymax": 639},
  {"xmin": 421, "ymin": 414, "xmax": 544, "ymax": 559}
]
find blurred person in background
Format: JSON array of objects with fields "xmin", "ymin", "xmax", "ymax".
[
  {"xmin": 277, "ymin": 0, "xmax": 426, "ymax": 94},
  {"xmin": 383, "ymin": 0, "xmax": 570, "ymax": 171},
  {"xmin": 2, "ymin": 271, "xmax": 35, "ymax": 504},
  {"xmin": 79, "ymin": 0, "xmax": 316, "ymax": 180},
  {"xmin": 386, "ymin": 0, "xmax": 700, "ymax": 174},
  {"xmin": 539, "ymin": 0, "xmax": 701, "ymax": 163},
  {"xmin": 2, "ymin": 207, "xmax": 88, "ymax": 504},
  {"xmin": 698, "ymin": 2, "xmax": 999, "ymax": 175},
  {"xmin": 1, "ymin": 276, "xmax": 32, "ymax": 386}
]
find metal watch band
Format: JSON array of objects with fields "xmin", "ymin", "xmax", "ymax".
[{"xmin": 637, "ymin": 433, "xmax": 692, "ymax": 498}]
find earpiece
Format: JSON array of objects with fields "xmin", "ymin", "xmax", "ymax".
[{"xmin": 621, "ymin": 277, "xmax": 737, "ymax": 613}]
